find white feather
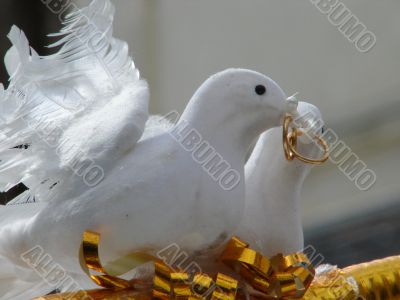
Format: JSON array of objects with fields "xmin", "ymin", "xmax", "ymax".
[{"xmin": 0, "ymin": 0, "xmax": 149, "ymax": 203}]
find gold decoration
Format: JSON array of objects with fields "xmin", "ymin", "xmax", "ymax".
[
  {"xmin": 302, "ymin": 265, "xmax": 358, "ymax": 300},
  {"xmin": 33, "ymin": 232, "xmax": 400, "ymax": 300},
  {"xmin": 303, "ymin": 255, "xmax": 400, "ymax": 299},
  {"xmin": 33, "ymin": 232, "xmax": 314, "ymax": 299},
  {"xmin": 346, "ymin": 255, "xmax": 400, "ymax": 299},
  {"xmin": 220, "ymin": 236, "xmax": 314, "ymax": 298},
  {"xmin": 80, "ymin": 230, "xmax": 132, "ymax": 289},
  {"xmin": 79, "ymin": 231, "xmax": 161, "ymax": 290},
  {"xmin": 152, "ymin": 260, "xmax": 238, "ymax": 300}
]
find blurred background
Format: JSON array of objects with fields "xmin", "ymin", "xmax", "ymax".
[{"xmin": 0, "ymin": 0, "xmax": 399, "ymax": 267}]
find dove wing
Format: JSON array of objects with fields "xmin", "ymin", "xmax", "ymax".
[{"xmin": 0, "ymin": 0, "xmax": 149, "ymax": 203}]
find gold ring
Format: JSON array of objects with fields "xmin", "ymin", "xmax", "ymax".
[{"xmin": 283, "ymin": 115, "xmax": 329, "ymax": 165}]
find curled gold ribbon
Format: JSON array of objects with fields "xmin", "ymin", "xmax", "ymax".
[
  {"xmin": 33, "ymin": 231, "xmax": 400, "ymax": 300},
  {"xmin": 153, "ymin": 262, "xmax": 238, "ymax": 300},
  {"xmin": 80, "ymin": 231, "xmax": 157, "ymax": 289},
  {"xmin": 80, "ymin": 231, "xmax": 239, "ymax": 300},
  {"xmin": 79, "ymin": 232, "xmax": 313, "ymax": 299},
  {"xmin": 220, "ymin": 236, "xmax": 315, "ymax": 299},
  {"xmin": 80, "ymin": 230, "xmax": 131, "ymax": 289}
]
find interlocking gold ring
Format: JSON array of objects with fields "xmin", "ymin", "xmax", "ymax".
[{"xmin": 283, "ymin": 115, "xmax": 329, "ymax": 165}]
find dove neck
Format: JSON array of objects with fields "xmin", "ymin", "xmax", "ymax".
[
  {"xmin": 248, "ymin": 128, "xmax": 312, "ymax": 207},
  {"xmin": 243, "ymin": 129, "xmax": 312, "ymax": 255}
]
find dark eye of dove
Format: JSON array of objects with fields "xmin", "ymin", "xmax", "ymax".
[{"xmin": 255, "ymin": 85, "xmax": 266, "ymax": 95}]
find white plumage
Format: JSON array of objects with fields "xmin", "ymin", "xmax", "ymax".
[
  {"xmin": 0, "ymin": 0, "xmax": 147, "ymax": 202},
  {"xmin": 0, "ymin": 0, "xmax": 293, "ymax": 298}
]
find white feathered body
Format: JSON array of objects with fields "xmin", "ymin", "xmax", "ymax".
[
  {"xmin": 0, "ymin": 1, "xmax": 292, "ymax": 298},
  {"xmin": 238, "ymin": 128, "xmax": 306, "ymax": 256},
  {"xmin": 16, "ymin": 132, "xmax": 244, "ymax": 270}
]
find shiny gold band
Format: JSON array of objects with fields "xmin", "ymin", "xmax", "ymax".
[{"xmin": 283, "ymin": 114, "xmax": 329, "ymax": 165}]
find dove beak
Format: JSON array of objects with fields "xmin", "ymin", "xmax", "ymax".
[{"xmin": 285, "ymin": 93, "xmax": 299, "ymax": 117}]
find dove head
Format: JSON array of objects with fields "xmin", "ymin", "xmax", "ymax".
[{"xmin": 180, "ymin": 69, "xmax": 288, "ymax": 154}]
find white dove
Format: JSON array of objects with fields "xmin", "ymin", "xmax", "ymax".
[
  {"xmin": 237, "ymin": 101, "xmax": 325, "ymax": 257},
  {"xmin": 0, "ymin": 0, "xmax": 293, "ymax": 298}
]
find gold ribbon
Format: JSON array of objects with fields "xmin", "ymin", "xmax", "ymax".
[
  {"xmin": 77, "ymin": 232, "xmax": 313, "ymax": 299},
  {"xmin": 346, "ymin": 255, "xmax": 400, "ymax": 299},
  {"xmin": 33, "ymin": 231, "xmax": 400, "ymax": 299},
  {"xmin": 80, "ymin": 230, "xmax": 132, "ymax": 289},
  {"xmin": 303, "ymin": 256, "xmax": 400, "ymax": 299},
  {"xmin": 153, "ymin": 261, "xmax": 238, "ymax": 300},
  {"xmin": 79, "ymin": 230, "xmax": 156, "ymax": 290},
  {"xmin": 220, "ymin": 237, "xmax": 314, "ymax": 298},
  {"xmin": 302, "ymin": 266, "xmax": 358, "ymax": 300},
  {"xmin": 80, "ymin": 231, "xmax": 239, "ymax": 300}
]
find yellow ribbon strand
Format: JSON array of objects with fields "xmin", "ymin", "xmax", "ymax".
[
  {"xmin": 80, "ymin": 230, "xmax": 131, "ymax": 289},
  {"xmin": 80, "ymin": 230, "xmax": 157, "ymax": 290}
]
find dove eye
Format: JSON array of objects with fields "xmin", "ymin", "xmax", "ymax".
[{"xmin": 255, "ymin": 85, "xmax": 266, "ymax": 96}]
